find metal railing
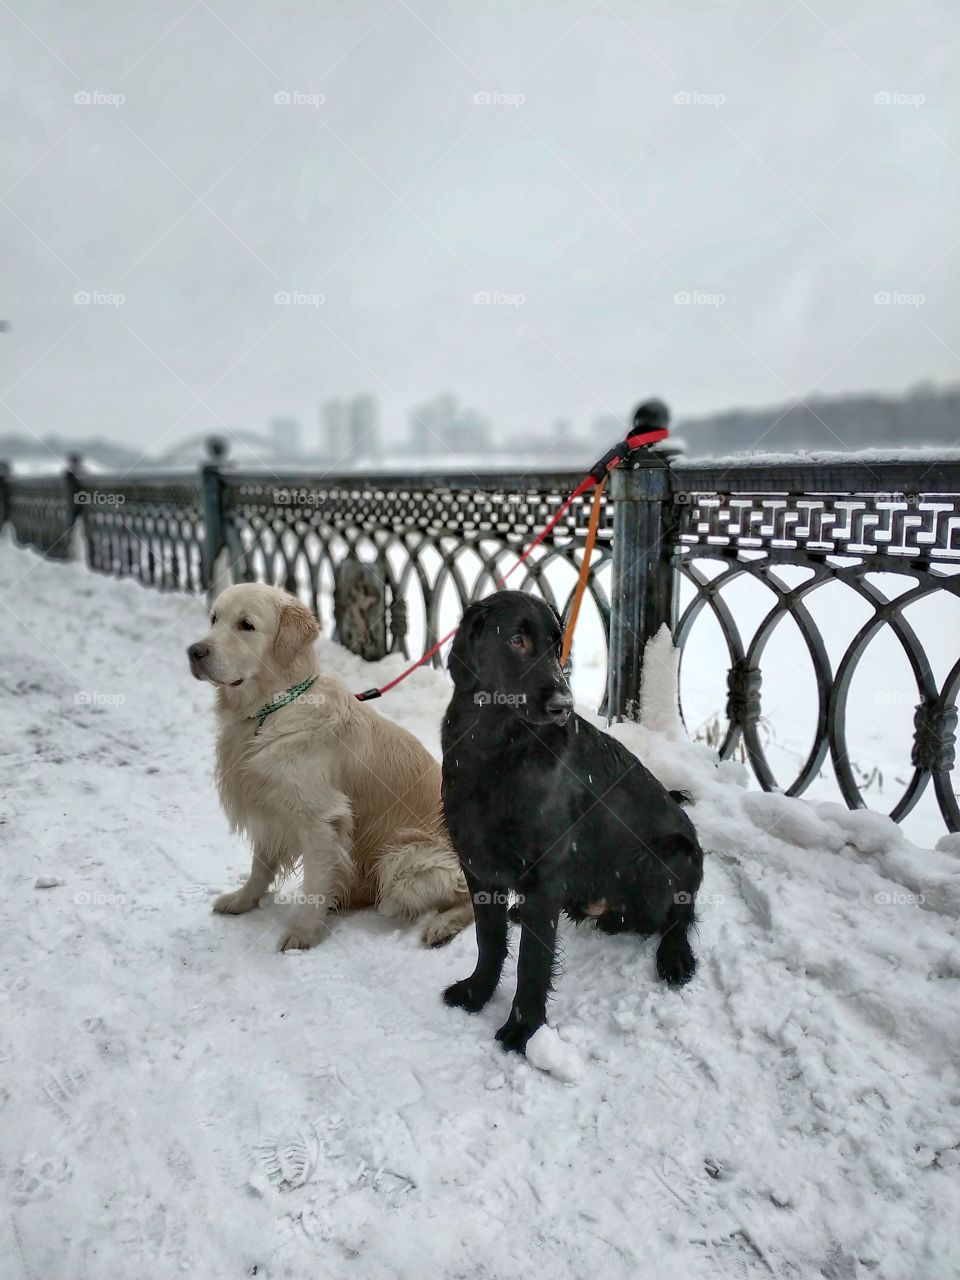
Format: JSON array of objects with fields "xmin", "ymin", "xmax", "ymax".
[
  {"xmin": 0, "ymin": 439, "xmax": 613, "ymax": 688},
  {"xmin": 607, "ymin": 452, "xmax": 960, "ymax": 830},
  {"xmin": 3, "ymin": 416, "xmax": 958, "ymax": 832}
]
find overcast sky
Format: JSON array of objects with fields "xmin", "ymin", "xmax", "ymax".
[{"xmin": 1, "ymin": 0, "xmax": 956, "ymax": 457}]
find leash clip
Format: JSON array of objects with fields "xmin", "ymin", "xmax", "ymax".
[
  {"xmin": 591, "ymin": 440, "xmax": 627, "ymax": 481},
  {"xmin": 587, "ymin": 425, "xmax": 669, "ymax": 484},
  {"xmin": 588, "ymin": 440, "xmax": 630, "ymax": 483}
]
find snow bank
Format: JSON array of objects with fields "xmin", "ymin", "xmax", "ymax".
[{"xmin": 2, "ymin": 544, "xmax": 959, "ymax": 1280}]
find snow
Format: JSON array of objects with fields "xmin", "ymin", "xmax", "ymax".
[
  {"xmin": 524, "ymin": 1026, "xmax": 585, "ymax": 1084},
  {"xmin": 2, "ymin": 540, "xmax": 959, "ymax": 1280},
  {"xmin": 638, "ymin": 622, "xmax": 687, "ymax": 741},
  {"xmin": 673, "ymin": 445, "xmax": 960, "ymax": 469}
]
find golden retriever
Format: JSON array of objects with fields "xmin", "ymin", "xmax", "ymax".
[{"xmin": 187, "ymin": 582, "xmax": 472, "ymax": 951}]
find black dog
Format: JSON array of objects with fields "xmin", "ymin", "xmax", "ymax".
[{"xmin": 441, "ymin": 591, "xmax": 703, "ymax": 1054}]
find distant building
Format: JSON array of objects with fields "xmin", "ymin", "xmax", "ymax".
[
  {"xmin": 445, "ymin": 408, "xmax": 491, "ymax": 453},
  {"xmin": 410, "ymin": 392, "xmax": 454, "ymax": 454},
  {"xmin": 320, "ymin": 399, "xmax": 350, "ymax": 462},
  {"xmin": 349, "ymin": 394, "xmax": 379, "ymax": 461},
  {"xmin": 409, "ymin": 393, "xmax": 491, "ymax": 456},
  {"xmin": 321, "ymin": 396, "xmax": 379, "ymax": 464},
  {"xmin": 271, "ymin": 416, "xmax": 300, "ymax": 458}
]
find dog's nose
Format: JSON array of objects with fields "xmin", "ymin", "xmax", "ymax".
[
  {"xmin": 545, "ymin": 690, "xmax": 574, "ymax": 723},
  {"xmin": 188, "ymin": 643, "xmax": 210, "ymax": 664}
]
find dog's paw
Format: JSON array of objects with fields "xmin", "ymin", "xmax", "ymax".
[
  {"xmin": 212, "ymin": 889, "xmax": 258, "ymax": 915},
  {"xmin": 421, "ymin": 916, "xmax": 457, "ymax": 948},
  {"xmin": 421, "ymin": 904, "xmax": 472, "ymax": 948},
  {"xmin": 494, "ymin": 1016, "xmax": 542, "ymax": 1056},
  {"xmin": 443, "ymin": 978, "xmax": 492, "ymax": 1013},
  {"xmin": 656, "ymin": 935, "xmax": 696, "ymax": 987},
  {"xmin": 278, "ymin": 922, "xmax": 328, "ymax": 952}
]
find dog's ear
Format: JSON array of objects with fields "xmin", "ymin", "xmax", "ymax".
[
  {"xmin": 274, "ymin": 595, "xmax": 320, "ymax": 665},
  {"xmin": 448, "ymin": 600, "xmax": 489, "ymax": 690}
]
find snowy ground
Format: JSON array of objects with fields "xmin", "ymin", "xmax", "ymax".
[{"xmin": 2, "ymin": 539, "xmax": 959, "ymax": 1280}]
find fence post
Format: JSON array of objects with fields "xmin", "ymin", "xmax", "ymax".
[
  {"xmin": 607, "ymin": 403, "xmax": 681, "ymax": 721},
  {"xmin": 200, "ymin": 435, "xmax": 230, "ymax": 600},
  {"xmin": 0, "ymin": 460, "xmax": 9, "ymax": 531},
  {"xmin": 63, "ymin": 452, "xmax": 85, "ymax": 561}
]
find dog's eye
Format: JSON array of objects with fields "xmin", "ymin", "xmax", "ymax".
[
  {"xmin": 238, "ymin": 619, "xmax": 255, "ymax": 632},
  {"xmin": 508, "ymin": 633, "xmax": 528, "ymax": 650},
  {"xmin": 210, "ymin": 614, "xmax": 217, "ymax": 626}
]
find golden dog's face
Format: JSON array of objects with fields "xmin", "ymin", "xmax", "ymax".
[{"xmin": 187, "ymin": 584, "xmax": 319, "ymax": 688}]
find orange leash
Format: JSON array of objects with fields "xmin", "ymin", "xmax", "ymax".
[
  {"xmin": 354, "ymin": 420, "xmax": 668, "ymax": 700},
  {"xmin": 560, "ymin": 474, "xmax": 606, "ymax": 669}
]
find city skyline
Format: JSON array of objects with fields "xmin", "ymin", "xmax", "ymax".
[{"xmin": 4, "ymin": 377, "xmax": 957, "ymax": 472}]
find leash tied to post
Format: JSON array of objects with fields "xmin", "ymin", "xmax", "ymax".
[{"xmin": 354, "ymin": 403, "xmax": 669, "ymax": 702}]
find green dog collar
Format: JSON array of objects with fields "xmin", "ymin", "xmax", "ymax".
[{"xmin": 249, "ymin": 675, "xmax": 318, "ymax": 736}]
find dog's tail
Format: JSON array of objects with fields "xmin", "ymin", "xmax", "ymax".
[{"xmin": 376, "ymin": 837, "xmax": 474, "ymax": 948}]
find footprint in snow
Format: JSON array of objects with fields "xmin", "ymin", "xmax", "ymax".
[
  {"xmin": 257, "ymin": 1125, "xmax": 322, "ymax": 1192},
  {"xmin": 12, "ymin": 1152, "xmax": 73, "ymax": 1204},
  {"xmin": 38, "ymin": 1062, "xmax": 90, "ymax": 1126}
]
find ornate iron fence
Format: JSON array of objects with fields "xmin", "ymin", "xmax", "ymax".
[
  {"xmin": 2, "ymin": 422, "xmax": 958, "ymax": 832},
  {"xmin": 3, "ymin": 472, "xmax": 78, "ymax": 559},
  {"xmin": 2, "ymin": 466, "xmax": 208, "ymax": 591},
  {"xmin": 608, "ymin": 454, "xmax": 960, "ymax": 832},
  {"xmin": 0, "ymin": 442, "xmax": 614, "ymax": 689},
  {"xmin": 82, "ymin": 474, "xmax": 207, "ymax": 592},
  {"xmin": 218, "ymin": 467, "xmax": 613, "ymax": 669}
]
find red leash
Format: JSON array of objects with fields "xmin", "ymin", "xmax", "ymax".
[{"xmin": 354, "ymin": 420, "xmax": 669, "ymax": 701}]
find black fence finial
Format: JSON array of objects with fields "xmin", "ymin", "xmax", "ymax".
[
  {"xmin": 205, "ymin": 435, "xmax": 229, "ymax": 463},
  {"xmin": 632, "ymin": 399, "xmax": 670, "ymax": 432}
]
